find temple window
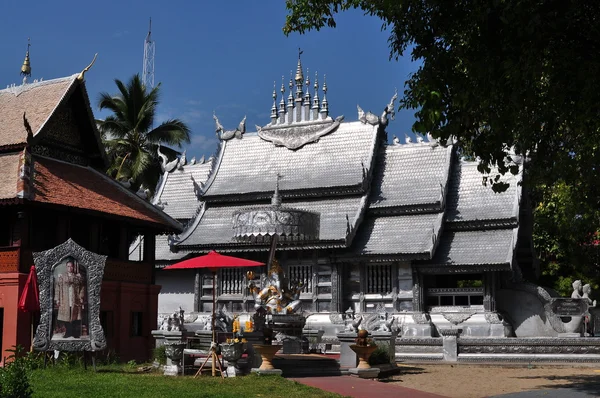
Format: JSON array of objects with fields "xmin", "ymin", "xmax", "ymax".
[
  {"xmin": 365, "ymin": 264, "xmax": 393, "ymax": 294},
  {"xmin": 288, "ymin": 264, "xmax": 313, "ymax": 293},
  {"xmin": 425, "ymin": 274, "xmax": 484, "ymax": 307},
  {"xmin": 131, "ymin": 312, "xmax": 143, "ymax": 337},
  {"xmin": 219, "ymin": 268, "xmax": 245, "ymax": 295}
]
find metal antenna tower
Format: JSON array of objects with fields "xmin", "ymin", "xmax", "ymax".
[{"xmin": 142, "ymin": 18, "xmax": 155, "ymax": 89}]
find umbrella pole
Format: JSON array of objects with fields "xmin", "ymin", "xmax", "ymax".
[{"xmin": 211, "ymin": 270, "xmax": 216, "ymax": 377}]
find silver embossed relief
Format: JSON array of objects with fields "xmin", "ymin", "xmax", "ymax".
[{"xmin": 33, "ymin": 239, "xmax": 107, "ymax": 352}]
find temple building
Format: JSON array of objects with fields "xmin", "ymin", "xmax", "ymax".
[
  {"xmin": 135, "ymin": 55, "xmax": 552, "ymax": 348},
  {"xmin": 0, "ymin": 48, "xmax": 181, "ymax": 361}
]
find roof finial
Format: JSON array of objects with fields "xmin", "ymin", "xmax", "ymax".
[
  {"xmin": 20, "ymin": 38, "xmax": 32, "ymax": 79},
  {"xmin": 295, "ymin": 48, "xmax": 304, "ymax": 83},
  {"xmin": 321, "ymin": 74, "xmax": 329, "ymax": 116},
  {"xmin": 77, "ymin": 53, "xmax": 98, "ymax": 81},
  {"xmin": 312, "ymin": 71, "xmax": 320, "ymax": 108},
  {"xmin": 271, "ymin": 173, "xmax": 283, "ymax": 207},
  {"xmin": 271, "ymin": 81, "xmax": 278, "ymax": 120},
  {"xmin": 279, "ymin": 75, "xmax": 286, "ymax": 111}
]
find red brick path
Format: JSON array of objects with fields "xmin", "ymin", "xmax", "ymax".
[{"xmin": 290, "ymin": 376, "xmax": 449, "ymax": 398}]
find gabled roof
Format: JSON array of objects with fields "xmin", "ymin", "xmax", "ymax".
[
  {"xmin": 351, "ymin": 213, "xmax": 444, "ymax": 259},
  {"xmin": 175, "ymin": 193, "xmax": 369, "ymax": 251},
  {"xmin": 153, "ymin": 161, "xmax": 212, "ymax": 220},
  {"xmin": 369, "ymin": 143, "xmax": 453, "ymax": 213},
  {"xmin": 418, "ymin": 228, "xmax": 518, "ymax": 273},
  {"xmin": 0, "ymin": 152, "xmax": 20, "ymax": 201},
  {"xmin": 30, "ymin": 155, "xmax": 182, "ymax": 231},
  {"xmin": 202, "ymin": 121, "xmax": 379, "ymax": 201},
  {"xmin": 445, "ymin": 160, "xmax": 522, "ymax": 227},
  {"xmin": 0, "ymin": 75, "xmax": 78, "ymax": 148}
]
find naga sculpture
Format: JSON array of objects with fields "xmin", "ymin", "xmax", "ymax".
[
  {"xmin": 357, "ymin": 89, "xmax": 397, "ymax": 127},
  {"xmin": 214, "ymin": 113, "xmax": 246, "ymax": 141},
  {"xmin": 248, "ymin": 259, "xmax": 303, "ymax": 314}
]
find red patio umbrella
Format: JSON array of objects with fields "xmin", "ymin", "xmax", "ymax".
[
  {"xmin": 164, "ymin": 251, "xmax": 264, "ymax": 377},
  {"xmin": 18, "ymin": 265, "xmax": 40, "ymax": 352},
  {"xmin": 19, "ymin": 265, "xmax": 40, "ymax": 312}
]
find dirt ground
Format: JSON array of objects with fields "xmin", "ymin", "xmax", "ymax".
[{"xmin": 385, "ymin": 363, "xmax": 600, "ymax": 398}]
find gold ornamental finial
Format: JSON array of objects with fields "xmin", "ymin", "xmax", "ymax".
[
  {"xmin": 295, "ymin": 47, "xmax": 304, "ymax": 83},
  {"xmin": 77, "ymin": 53, "xmax": 98, "ymax": 81},
  {"xmin": 20, "ymin": 38, "xmax": 31, "ymax": 77}
]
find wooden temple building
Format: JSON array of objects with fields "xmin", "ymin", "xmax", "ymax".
[
  {"xmin": 135, "ymin": 55, "xmax": 546, "ymax": 345},
  {"xmin": 0, "ymin": 51, "xmax": 181, "ymax": 362}
]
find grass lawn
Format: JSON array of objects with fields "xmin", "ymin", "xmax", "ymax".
[{"xmin": 29, "ymin": 366, "xmax": 344, "ymax": 398}]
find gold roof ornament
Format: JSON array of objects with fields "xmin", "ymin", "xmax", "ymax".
[
  {"xmin": 77, "ymin": 53, "xmax": 98, "ymax": 81},
  {"xmin": 20, "ymin": 38, "xmax": 31, "ymax": 77},
  {"xmin": 295, "ymin": 48, "xmax": 304, "ymax": 83}
]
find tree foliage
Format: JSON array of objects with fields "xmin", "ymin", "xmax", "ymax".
[
  {"xmin": 533, "ymin": 181, "xmax": 600, "ymax": 295},
  {"xmin": 285, "ymin": 0, "xmax": 600, "ymax": 291},
  {"xmin": 97, "ymin": 74, "xmax": 190, "ymax": 196},
  {"xmin": 284, "ymin": 0, "xmax": 600, "ymax": 192}
]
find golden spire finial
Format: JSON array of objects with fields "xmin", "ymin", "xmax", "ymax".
[
  {"xmin": 77, "ymin": 53, "xmax": 98, "ymax": 81},
  {"xmin": 20, "ymin": 38, "xmax": 31, "ymax": 78},
  {"xmin": 295, "ymin": 47, "xmax": 304, "ymax": 83}
]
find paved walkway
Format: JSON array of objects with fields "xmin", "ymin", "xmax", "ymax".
[{"xmin": 290, "ymin": 376, "xmax": 448, "ymax": 398}]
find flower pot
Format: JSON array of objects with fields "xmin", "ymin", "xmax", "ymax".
[
  {"xmin": 221, "ymin": 342, "xmax": 244, "ymax": 377},
  {"xmin": 253, "ymin": 344, "xmax": 281, "ymax": 371},
  {"xmin": 349, "ymin": 344, "xmax": 377, "ymax": 370}
]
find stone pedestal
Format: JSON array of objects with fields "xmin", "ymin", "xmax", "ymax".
[
  {"xmin": 221, "ymin": 342, "xmax": 244, "ymax": 377},
  {"xmin": 349, "ymin": 367, "xmax": 380, "ymax": 379},
  {"xmin": 337, "ymin": 332, "xmax": 358, "ymax": 368},
  {"xmin": 438, "ymin": 328, "xmax": 461, "ymax": 362},
  {"xmin": 251, "ymin": 344, "xmax": 282, "ymax": 376},
  {"xmin": 371, "ymin": 331, "xmax": 398, "ymax": 364},
  {"xmin": 152, "ymin": 330, "xmax": 194, "ymax": 376}
]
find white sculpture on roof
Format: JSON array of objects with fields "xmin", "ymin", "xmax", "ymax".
[{"xmin": 213, "ymin": 113, "xmax": 245, "ymax": 141}]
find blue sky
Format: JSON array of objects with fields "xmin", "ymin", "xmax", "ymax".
[{"xmin": 0, "ymin": 0, "xmax": 419, "ymax": 159}]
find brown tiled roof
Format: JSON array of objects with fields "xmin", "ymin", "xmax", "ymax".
[
  {"xmin": 0, "ymin": 75, "xmax": 77, "ymax": 148},
  {"xmin": 0, "ymin": 153, "xmax": 20, "ymax": 200},
  {"xmin": 30, "ymin": 156, "xmax": 182, "ymax": 232}
]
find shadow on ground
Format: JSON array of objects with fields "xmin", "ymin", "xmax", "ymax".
[
  {"xmin": 515, "ymin": 374, "xmax": 600, "ymax": 396},
  {"xmin": 379, "ymin": 365, "xmax": 427, "ymax": 382}
]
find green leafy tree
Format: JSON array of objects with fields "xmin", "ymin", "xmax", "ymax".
[
  {"xmin": 97, "ymin": 74, "xmax": 190, "ymax": 196},
  {"xmin": 284, "ymin": 0, "xmax": 600, "ymax": 290},
  {"xmin": 284, "ymin": 1, "xmax": 600, "ymax": 193},
  {"xmin": 533, "ymin": 182, "xmax": 600, "ymax": 295}
]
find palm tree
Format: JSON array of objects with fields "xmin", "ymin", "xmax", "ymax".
[{"xmin": 97, "ymin": 74, "xmax": 190, "ymax": 196}]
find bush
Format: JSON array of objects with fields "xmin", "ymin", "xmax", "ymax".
[
  {"xmin": 368, "ymin": 343, "xmax": 390, "ymax": 366},
  {"xmin": 153, "ymin": 345, "xmax": 167, "ymax": 365},
  {"xmin": 1, "ymin": 345, "xmax": 33, "ymax": 398}
]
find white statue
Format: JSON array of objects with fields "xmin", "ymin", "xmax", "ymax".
[
  {"xmin": 571, "ymin": 280, "xmax": 583, "ymax": 299},
  {"xmin": 583, "ymin": 284, "xmax": 597, "ymax": 307}
]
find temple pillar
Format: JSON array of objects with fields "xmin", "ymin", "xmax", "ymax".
[
  {"xmin": 483, "ymin": 272, "xmax": 496, "ymax": 312},
  {"xmin": 331, "ymin": 261, "xmax": 342, "ymax": 313},
  {"xmin": 194, "ymin": 269, "xmax": 201, "ymax": 312},
  {"xmin": 411, "ymin": 267, "xmax": 424, "ymax": 313}
]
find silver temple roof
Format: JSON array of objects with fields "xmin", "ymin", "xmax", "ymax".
[
  {"xmin": 420, "ymin": 228, "xmax": 518, "ymax": 272},
  {"xmin": 445, "ymin": 160, "xmax": 522, "ymax": 225},
  {"xmin": 176, "ymin": 194, "xmax": 368, "ymax": 250},
  {"xmin": 352, "ymin": 213, "xmax": 444, "ymax": 258},
  {"xmin": 154, "ymin": 162, "xmax": 211, "ymax": 220},
  {"xmin": 202, "ymin": 121, "xmax": 379, "ymax": 200},
  {"xmin": 369, "ymin": 144, "xmax": 453, "ymax": 211},
  {"xmin": 146, "ymin": 55, "xmax": 526, "ymax": 270}
]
